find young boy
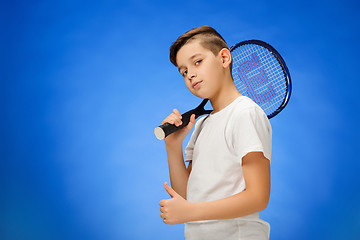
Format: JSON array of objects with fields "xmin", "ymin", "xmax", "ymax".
[{"xmin": 159, "ymin": 26, "xmax": 272, "ymax": 240}]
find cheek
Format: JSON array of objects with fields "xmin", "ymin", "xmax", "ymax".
[
  {"xmin": 184, "ymin": 80, "xmax": 195, "ymax": 93},
  {"xmin": 184, "ymin": 79, "xmax": 191, "ymax": 88}
]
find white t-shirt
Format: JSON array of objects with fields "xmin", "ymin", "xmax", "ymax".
[{"xmin": 184, "ymin": 96, "xmax": 272, "ymax": 240}]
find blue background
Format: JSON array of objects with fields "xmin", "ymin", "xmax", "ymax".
[{"xmin": 2, "ymin": 0, "xmax": 360, "ymax": 239}]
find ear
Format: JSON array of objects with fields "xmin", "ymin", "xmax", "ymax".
[{"xmin": 219, "ymin": 48, "xmax": 232, "ymax": 69}]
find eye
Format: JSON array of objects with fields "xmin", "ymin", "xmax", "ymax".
[
  {"xmin": 195, "ymin": 59, "xmax": 202, "ymax": 66},
  {"xmin": 182, "ymin": 70, "xmax": 188, "ymax": 77}
]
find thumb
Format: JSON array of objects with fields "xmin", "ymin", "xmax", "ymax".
[
  {"xmin": 185, "ymin": 114, "xmax": 196, "ymax": 131},
  {"xmin": 164, "ymin": 182, "xmax": 178, "ymax": 198}
]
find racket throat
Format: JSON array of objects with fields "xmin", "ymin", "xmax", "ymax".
[{"xmin": 194, "ymin": 99, "xmax": 212, "ymax": 118}]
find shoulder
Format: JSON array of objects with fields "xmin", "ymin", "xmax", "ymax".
[
  {"xmin": 191, "ymin": 115, "xmax": 209, "ymax": 136},
  {"xmin": 231, "ymin": 96, "xmax": 267, "ymax": 121},
  {"xmin": 225, "ymin": 97, "xmax": 272, "ymax": 160},
  {"xmin": 185, "ymin": 115, "xmax": 209, "ymax": 153},
  {"xmin": 226, "ymin": 97, "xmax": 272, "ymax": 138},
  {"xmin": 194, "ymin": 115, "xmax": 208, "ymax": 129}
]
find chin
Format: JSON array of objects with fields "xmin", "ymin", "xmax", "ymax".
[
  {"xmin": 191, "ymin": 88, "xmax": 208, "ymax": 99},
  {"xmin": 192, "ymin": 92, "xmax": 207, "ymax": 99}
]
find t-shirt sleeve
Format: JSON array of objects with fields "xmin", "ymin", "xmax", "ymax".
[
  {"xmin": 184, "ymin": 138, "xmax": 194, "ymax": 163},
  {"xmin": 184, "ymin": 117, "xmax": 206, "ymax": 162},
  {"xmin": 229, "ymin": 106, "xmax": 272, "ymax": 163}
]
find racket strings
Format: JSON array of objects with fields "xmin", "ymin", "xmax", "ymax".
[{"xmin": 231, "ymin": 44, "xmax": 287, "ymax": 116}]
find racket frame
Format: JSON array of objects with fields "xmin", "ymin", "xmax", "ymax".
[{"xmin": 230, "ymin": 40, "xmax": 292, "ymax": 119}]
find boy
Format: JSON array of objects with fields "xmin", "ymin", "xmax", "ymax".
[{"xmin": 159, "ymin": 26, "xmax": 272, "ymax": 240}]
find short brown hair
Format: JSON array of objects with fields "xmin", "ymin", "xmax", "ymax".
[{"xmin": 169, "ymin": 26, "xmax": 232, "ymax": 72}]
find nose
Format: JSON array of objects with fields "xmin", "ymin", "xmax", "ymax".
[{"xmin": 187, "ymin": 70, "xmax": 197, "ymax": 80}]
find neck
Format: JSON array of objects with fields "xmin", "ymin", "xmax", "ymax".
[{"xmin": 210, "ymin": 81, "xmax": 242, "ymax": 114}]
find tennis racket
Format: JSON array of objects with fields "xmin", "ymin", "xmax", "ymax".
[{"xmin": 154, "ymin": 39, "xmax": 292, "ymax": 140}]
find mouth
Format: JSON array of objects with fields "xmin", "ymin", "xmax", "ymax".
[{"xmin": 192, "ymin": 81, "xmax": 202, "ymax": 89}]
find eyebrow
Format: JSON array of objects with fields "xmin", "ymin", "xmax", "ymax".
[{"xmin": 178, "ymin": 53, "xmax": 203, "ymax": 72}]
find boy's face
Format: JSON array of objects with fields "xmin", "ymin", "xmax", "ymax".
[{"xmin": 176, "ymin": 40, "xmax": 226, "ymax": 99}]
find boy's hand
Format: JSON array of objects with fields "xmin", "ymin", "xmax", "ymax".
[
  {"xmin": 161, "ymin": 109, "xmax": 196, "ymax": 145},
  {"xmin": 159, "ymin": 182, "xmax": 193, "ymax": 225}
]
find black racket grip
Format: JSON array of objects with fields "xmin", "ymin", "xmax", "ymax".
[{"xmin": 154, "ymin": 109, "xmax": 197, "ymax": 140}]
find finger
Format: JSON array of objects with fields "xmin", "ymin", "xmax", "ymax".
[
  {"xmin": 160, "ymin": 207, "xmax": 166, "ymax": 213},
  {"xmin": 164, "ymin": 182, "xmax": 178, "ymax": 198},
  {"xmin": 190, "ymin": 113, "xmax": 196, "ymax": 122},
  {"xmin": 173, "ymin": 109, "xmax": 182, "ymax": 119},
  {"xmin": 162, "ymin": 112, "xmax": 183, "ymax": 126},
  {"xmin": 162, "ymin": 115, "xmax": 176, "ymax": 125},
  {"xmin": 159, "ymin": 200, "xmax": 166, "ymax": 207},
  {"xmin": 185, "ymin": 114, "xmax": 196, "ymax": 130},
  {"xmin": 170, "ymin": 113, "xmax": 183, "ymax": 126}
]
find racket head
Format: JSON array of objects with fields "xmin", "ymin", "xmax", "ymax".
[{"xmin": 230, "ymin": 40, "xmax": 292, "ymax": 119}]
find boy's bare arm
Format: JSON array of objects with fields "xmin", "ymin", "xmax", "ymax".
[
  {"xmin": 160, "ymin": 152, "xmax": 270, "ymax": 224},
  {"xmin": 165, "ymin": 143, "xmax": 190, "ymax": 199},
  {"xmin": 162, "ymin": 110, "xmax": 196, "ymax": 199}
]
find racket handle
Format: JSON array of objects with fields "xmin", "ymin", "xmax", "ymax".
[{"xmin": 154, "ymin": 109, "xmax": 196, "ymax": 140}]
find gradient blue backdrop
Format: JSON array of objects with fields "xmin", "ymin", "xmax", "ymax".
[{"xmin": 2, "ymin": 0, "xmax": 360, "ymax": 239}]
